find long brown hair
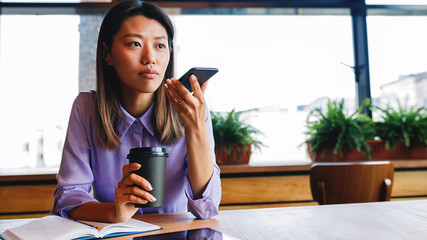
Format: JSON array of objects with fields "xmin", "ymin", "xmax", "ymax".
[{"xmin": 95, "ymin": 0, "xmax": 183, "ymax": 151}]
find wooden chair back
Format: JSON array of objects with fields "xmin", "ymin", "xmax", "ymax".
[{"xmin": 310, "ymin": 161, "xmax": 394, "ymax": 205}]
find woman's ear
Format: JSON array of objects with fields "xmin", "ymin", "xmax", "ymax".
[{"xmin": 102, "ymin": 42, "xmax": 112, "ymax": 66}]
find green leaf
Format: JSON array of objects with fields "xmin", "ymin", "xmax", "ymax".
[
  {"xmin": 301, "ymin": 98, "xmax": 374, "ymax": 160},
  {"xmin": 373, "ymin": 100, "xmax": 427, "ymax": 150},
  {"xmin": 210, "ymin": 109, "xmax": 264, "ymax": 151}
]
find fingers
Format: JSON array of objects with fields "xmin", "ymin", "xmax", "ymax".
[
  {"xmin": 165, "ymin": 79, "xmax": 188, "ymax": 102},
  {"xmin": 121, "ymin": 163, "xmax": 152, "ymax": 190},
  {"xmin": 116, "ymin": 194, "xmax": 148, "ymax": 206},
  {"xmin": 165, "ymin": 76, "xmax": 205, "ymax": 105},
  {"xmin": 117, "ymin": 163, "xmax": 156, "ymax": 206},
  {"xmin": 121, "ymin": 162, "xmax": 140, "ymax": 180},
  {"xmin": 164, "ymin": 80, "xmax": 183, "ymax": 109},
  {"xmin": 200, "ymin": 79, "xmax": 209, "ymax": 94},
  {"xmin": 188, "ymin": 75, "xmax": 206, "ymax": 97},
  {"xmin": 165, "ymin": 76, "xmax": 207, "ymax": 129},
  {"xmin": 115, "ymin": 194, "xmax": 149, "ymax": 206},
  {"xmin": 115, "ymin": 184, "xmax": 157, "ymax": 203},
  {"xmin": 118, "ymin": 168, "xmax": 152, "ymax": 192}
]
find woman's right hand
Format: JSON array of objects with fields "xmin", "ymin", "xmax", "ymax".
[{"xmin": 113, "ymin": 163, "xmax": 156, "ymax": 222}]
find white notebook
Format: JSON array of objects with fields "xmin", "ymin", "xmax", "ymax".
[{"xmin": 0, "ymin": 215, "xmax": 161, "ymax": 240}]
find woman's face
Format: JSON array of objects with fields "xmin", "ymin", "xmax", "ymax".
[{"xmin": 105, "ymin": 15, "xmax": 170, "ymax": 96}]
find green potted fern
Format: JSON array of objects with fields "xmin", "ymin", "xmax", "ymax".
[
  {"xmin": 371, "ymin": 102, "xmax": 427, "ymax": 159},
  {"xmin": 211, "ymin": 109, "xmax": 263, "ymax": 165},
  {"xmin": 303, "ymin": 99, "xmax": 375, "ymax": 162}
]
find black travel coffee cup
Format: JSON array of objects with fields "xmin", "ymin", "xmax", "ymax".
[{"xmin": 127, "ymin": 147, "xmax": 168, "ymax": 208}]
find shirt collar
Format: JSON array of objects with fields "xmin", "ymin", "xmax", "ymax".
[{"xmin": 117, "ymin": 102, "xmax": 156, "ymax": 138}]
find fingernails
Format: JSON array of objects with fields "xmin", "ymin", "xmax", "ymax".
[
  {"xmin": 150, "ymin": 196, "xmax": 157, "ymax": 202},
  {"xmin": 146, "ymin": 184, "xmax": 153, "ymax": 191}
]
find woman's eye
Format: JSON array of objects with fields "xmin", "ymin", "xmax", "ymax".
[
  {"xmin": 129, "ymin": 42, "xmax": 141, "ymax": 47},
  {"xmin": 156, "ymin": 44, "xmax": 166, "ymax": 49}
]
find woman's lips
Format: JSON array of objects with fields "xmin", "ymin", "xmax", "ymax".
[{"xmin": 139, "ymin": 70, "xmax": 158, "ymax": 78}]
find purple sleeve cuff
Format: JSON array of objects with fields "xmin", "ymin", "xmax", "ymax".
[
  {"xmin": 50, "ymin": 185, "xmax": 97, "ymax": 219},
  {"xmin": 184, "ymin": 165, "xmax": 221, "ymax": 219},
  {"xmin": 186, "ymin": 194, "xmax": 219, "ymax": 219}
]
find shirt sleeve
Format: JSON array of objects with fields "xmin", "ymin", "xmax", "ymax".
[
  {"xmin": 50, "ymin": 93, "xmax": 97, "ymax": 218},
  {"xmin": 184, "ymin": 107, "xmax": 222, "ymax": 219}
]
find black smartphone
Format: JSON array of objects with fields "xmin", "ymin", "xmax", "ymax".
[
  {"xmin": 133, "ymin": 227, "xmax": 241, "ymax": 240},
  {"xmin": 178, "ymin": 67, "xmax": 219, "ymax": 92}
]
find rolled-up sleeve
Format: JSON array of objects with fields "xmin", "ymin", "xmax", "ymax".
[
  {"xmin": 50, "ymin": 94, "xmax": 97, "ymax": 218},
  {"xmin": 184, "ymin": 107, "xmax": 222, "ymax": 219},
  {"xmin": 184, "ymin": 165, "xmax": 221, "ymax": 219}
]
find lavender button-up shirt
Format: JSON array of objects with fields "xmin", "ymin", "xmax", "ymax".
[{"xmin": 51, "ymin": 92, "xmax": 221, "ymax": 219}]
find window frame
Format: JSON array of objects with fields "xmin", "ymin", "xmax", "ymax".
[
  {"xmin": 0, "ymin": 0, "xmax": 426, "ymax": 171},
  {"xmin": 3, "ymin": 0, "xmax": 425, "ymax": 113}
]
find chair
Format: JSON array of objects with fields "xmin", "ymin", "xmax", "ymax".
[{"xmin": 310, "ymin": 161, "xmax": 394, "ymax": 205}]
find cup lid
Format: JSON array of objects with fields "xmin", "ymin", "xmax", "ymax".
[{"xmin": 127, "ymin": 147, "xmax": 168, "ymax": 158}]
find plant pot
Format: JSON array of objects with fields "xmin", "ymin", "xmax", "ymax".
[
  {"xmin": 308, "ymin": 140, "xmax": 427, "ymax": 162},
  {"xmin": 214, "ymin": 143, "xmax": 252, "ymax": 165},
  {"xmin": 307, "ymin": 142, "xmax": 369, "ymax": 162},
  {"xmin": 370, "ymin": 140, "xmax": 427, "ymax": 160}
]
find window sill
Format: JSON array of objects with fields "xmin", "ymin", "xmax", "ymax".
[
  {"xmin": 219, "ymin": 159, "xmax": 427, "ymax": 175},
  {"xmin": 0, "ymin": 167, "xmax": 58, "ymax": 183},
  {"xmin": 1, "ymin": 159, "xmax": 427, "ymax": 183}
]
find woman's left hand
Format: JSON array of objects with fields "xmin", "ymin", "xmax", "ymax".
[
  {"xmin": 165, "ymin": 75, "xmax": 213, "ymax": 199},
  {"xmin": 164, "ymin": 75, "xmax": 208, "ymax": 129}
]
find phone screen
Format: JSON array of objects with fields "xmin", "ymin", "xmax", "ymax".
[
  {"xmin": 133, "ymin": 227, "xmax": 241, "ymax": 240},
  {"xmin": 178, "ymin": 67, "xmax": 218, "ymax": 92}
]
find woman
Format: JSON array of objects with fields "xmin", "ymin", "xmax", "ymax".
[{"xmin": 51, "ymin": 0, "xmax": 221, "ymax": 223}]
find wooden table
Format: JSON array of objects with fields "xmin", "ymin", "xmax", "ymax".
[
  {"xmin": 126, "ymin": 199, "xmax": 427, "ymax": 239},
  {"xmin": 1, "ymin": 200, "xmax": 427, "ymax": 239}
]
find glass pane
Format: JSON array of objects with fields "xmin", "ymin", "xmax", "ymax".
[
  {"xmin": 367, "ymin": 16, "xmax": 427, "ymax": 117},
  {"xmin": 173, "ymin": 15, "xmax": 355, "ymax": 164},
  {"xmin": 1, "ymin": 0, "xmax": 111, "ymax": 3},
  {"xmin": 0, "ymin": 11, "xmax": 355, "ymax": 171},
  {"xmin": 0, "ymin": 15, "xmax": 80, "ymax": 171},
  {"xmin": 366, "ymin": 0, "xmax": 427, "ymax": 4}
]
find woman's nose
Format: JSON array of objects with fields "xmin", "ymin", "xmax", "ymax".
[{"xmin": 141, "ymin": 47, "xmax": 156, "ymax": 65}]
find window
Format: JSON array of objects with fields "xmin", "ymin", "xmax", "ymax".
[
  {"xmin": 1, "ymin": 2, "xmax": 426, "ymax": 172},
  {"xmin": 1, "ymin": 0, "xmax": 111, "ymax": 3},
  {"xmin": 0, "ymin": 8, "xmax": 354, "ymax": 171},
  {"xmin": 367, "ymin": 15, "xmax": 427, "ymax": 117},
  {"xmin": 366, "ymin": 0, "xmax": 427, "ymax": 5},
  {"xmin": 173, "ymin": 14, "xmax": 354, "ymax": 164},
  {"xmin": 0, "ymin": 14, "xmax": 80, "ymax": 171}
]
